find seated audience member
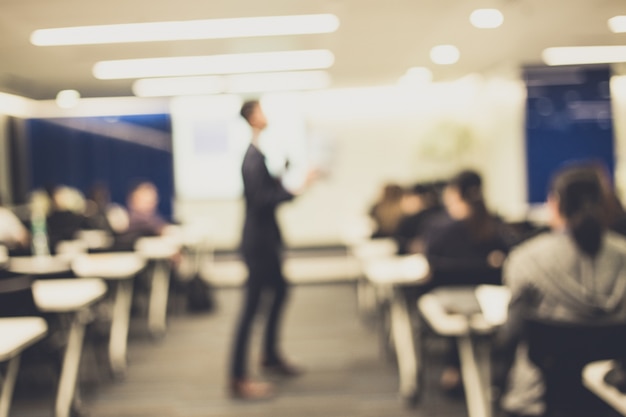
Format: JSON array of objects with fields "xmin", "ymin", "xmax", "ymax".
[
  {"xmin": 424, "ymin": 170, "xmax": 516, "ymax": 393},
  {"xmin": 0, "ymin": 201, "xmax": 29, "ymax": 252},
  {"xmin": 394, "ymin": 183, "xmax": 444, "ymax": 255},
  {"xmin": 84, "ymin": 182, "xmax": 119, "ymax": 233},
  {"xmin": 495, "ymin": 164, "xmax": 626, "ymax": 417},
  {"xmin": 46, "ymin": 185, "xmax": 89, "ymax": 251},
  {"xmin": 425, "ymin": 170, "xmax": 515, "ymax": 287},
  {"xmin": 114, "ymin": 181, "xmax": 168, "ymax": 249},
  {"xmin": 369, "ymin": 183, "xmax": 405, "ymax": 238}
]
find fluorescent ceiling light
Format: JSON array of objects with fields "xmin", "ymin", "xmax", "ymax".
[
  {"xmin": 31, "ymin": 14, "xmax": 340, "ymax": 46},
  {"xmin": 93, "ymin": 49, "xmax": 335, "ymax": 79},
  {"xmin": 542, "ymin": 46, "xmax": 626, "ymax": 65},
  {"xmin": 133, "ymin": 71, "xmax": 331, "ymax": 97},
  {"xmin": 398, "ymin": 67, "xmax": 433, "ymax": 85},
  {"xmin": 430, "ymin": 45, "xmax": 460, "ymax": 65},
  {"xmin": 470, "ymin": 9, "xmax": 503, "ymax": 29},
  {"xmin": 608, "ymin": 16, "xmax": 626, "ymax": 33},
  {"xmin": 56, "ymin": 89, "xmax": 81, "ymax": 108}
]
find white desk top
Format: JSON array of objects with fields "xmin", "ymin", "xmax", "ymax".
[
  {"xmin": 418, "ymin": 285, "xmax": 511, "ymax": 336},
  {"xmin": 583, "ymin": 360, "xmax": 626, "ymax": 416},
  {"xmin": 75, "ymin": 229, "xmax": 114, "ymax": 250},
  {"xmin": 0, "ymin": 317, "xmax": 48, "ymax": 362},
  {"xmin": 474, "ymin": 285, "xmax": 511, "ymax": 327},
  {"xmin": 364, "ymin": 254, "xmax": 430, "ymax": 285},
  {"xmin": 351, "ymin": 238, "xmax": 398, "ymax": 262},
  {"xmin": 134, "ymin": 236, "xmax": 180, "ymax": 259},
  {"xmin": 8, "ymin": 255, "xmax": 71, "ymax": 275},
  {"xmin": 72, "ymin": 253, "xmax": 146, "ymax": 279},
  {"xmin": 162, "ymin": 224, "xmax": 209, "ymax": 247},
  {"xmin": 33, "ymin": 278, "xmax": 107, "ymax": 313}
]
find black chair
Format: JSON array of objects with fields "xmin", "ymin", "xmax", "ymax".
[
  {"xmin": 526, "ymin": 317, "xmax": 626, "ymax": 417},
  {"xmin": 0, "ymin": 272, "xmax": 38, "ymax": 317}
]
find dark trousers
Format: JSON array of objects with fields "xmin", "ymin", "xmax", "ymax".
[{"xmin": 230, "ymin": 248, "xmax": 289, "ymax": 380}]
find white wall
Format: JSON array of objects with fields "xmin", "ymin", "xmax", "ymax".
[
  {"xmin": 174, "ymin": 76, "xmax": 529, "ymax": 249},
  {"xmin": 3, "ymin": 72, "xmax": 623, "ymax": 250}
]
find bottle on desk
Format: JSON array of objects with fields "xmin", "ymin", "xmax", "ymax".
[{"xmin": 30, "ymin": 192, "xmax": 50, "ymax": 257}]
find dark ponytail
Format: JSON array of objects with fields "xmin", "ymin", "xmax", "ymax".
[
  {"xmin": 552, "ymin": 166, "xmax": 606, "ymax": 257},
  {"xmin": 449, "ymin": 170, "xmax": 496, "ymax": 241}
]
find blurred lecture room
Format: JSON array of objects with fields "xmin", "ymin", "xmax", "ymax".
[{"xmin": 2, "ymin": 1, "xmax": 626, "ymax": 417}]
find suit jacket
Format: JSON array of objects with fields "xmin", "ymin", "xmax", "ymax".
[{"xmin": 240, "ymin": 144, "xmax": 293, "ymax": 257}]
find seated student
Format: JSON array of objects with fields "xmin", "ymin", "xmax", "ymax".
[
  {"xmin": 46, "ymin": 185, "xmax": 89, "ymax": 251},
  {"xmin": 393, "ymin": 182, "xmax": 444, "ymax": 255},
  {"xmin": 114, "ymin": 181, "xmax": 168, "ymax": 250},
  {"xmin": 0, "ymin": 201, "xmax": 29, "ymax": 253},
  {"xmin": 369, "ymin": 183, "xmax": 405, "ymax": 238},
  {"xmin": 496, "ymin": 163, "xmax": 626, "ymax": 417},
  {"xmin": 84, "ymin": 182, "xmax": 121, "ymax": 234},
  {"xmin": 424, "ymin": 170, "xmax": 516, "ymax": 393},
  {"xmin": 425, "ymin": 170, "xmax": 515, "ymax": 288}
]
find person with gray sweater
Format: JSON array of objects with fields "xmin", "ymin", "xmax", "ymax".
[{"xmin": 497, "ymin": 163, "xmax": 626, "ymax": 417}]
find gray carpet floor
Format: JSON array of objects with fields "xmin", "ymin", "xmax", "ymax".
[{"xmin": 10, "ymin": 283, "xmax": 468, "ymax": 417}]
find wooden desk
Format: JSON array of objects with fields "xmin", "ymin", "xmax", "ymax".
[
  {"xmin": 583, "ymin": 360, "xmax": 626, "ymax": 416},
  {"xmin": 418, "ymin": 285, "xmax": 511, "ymax": 417},
  {"xmin": 363, "ymin": 254, "xmax": 430, "ymax": 404},
  {"xmin": 71, "ymin": 253, "xmax": 146, "ymax": 377},
  {"xmin": 0, "ymin": 317, "xmax": 48, "ymax": 417},
  {"xmin": 33, "ymin": 278, "xmax": 107, "ymax": 417},
  {"xmin": 135, "ymin": 237, "xmax": 180, "ymax": 338}
]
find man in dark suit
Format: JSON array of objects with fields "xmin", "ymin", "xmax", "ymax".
[{"xmin": 229, "ymin": 100, "xmax": 313, "ymax": 400}]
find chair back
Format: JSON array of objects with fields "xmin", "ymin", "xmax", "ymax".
[
  {"xmin": 526, "ymin": 317, "xmax": 626, "ymax": 416},
  {"xmin": 0, "ymin": 272, "xmax": 37, "ymax": 317}
]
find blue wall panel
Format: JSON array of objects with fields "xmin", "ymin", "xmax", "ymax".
[
  {"xmin": 27, "ymin": 114, "xmax": 174, "ymax": 219},
  {"xmin": 524, "ymin": 65, "xmax": 614, "ymax": 203}
]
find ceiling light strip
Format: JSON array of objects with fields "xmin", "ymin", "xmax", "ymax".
[
  {"xmin": 132, "ymin": 71, "xmax": 331, "ymax": 97},
  {"xmin": 608, "ymin": 16, "xmax": 626, "ymax": 33},
  {"xmin": 542, "ymin": 46, "xmax": 626, "ymax": 66},
  {"xmin": 31, "ymin": 14, "xmax": 339, "ymax": 46},
  {"xmin": 93, "ymin": 49, "xmax": 335, "ymax": 79}
]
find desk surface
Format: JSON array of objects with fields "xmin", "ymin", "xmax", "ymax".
[
  {"xmin": 364, "ymin": 254, "xmax": 430, "ymax": 285},
  {"xmin": 418, "ymin": 285, "xmax": 511, "ymax": 335},
  {"xmin": 474, "ymin": 285, "xmax": 510, "ymax": 327},
  {"xmin": 33, "ymin": 278, "xmax": 107, "ymax": 313},
  {"xmin": 352, "ymin": 238, "xmax": 398, "ymax": 261},
  {"xmin": 583, "ymin": 360, "xmax": 626, "ymax": 416},
  {"xmin": 72, "ymin": 253, "xmax": 146, "ymax": 279},
  {"xmin": 8, "ymin": 255, "xmax": 71, "ymax": 275},
  {"xmin": 134, "ymin": 236, "xmax": 180, "ymax": 259},
  {"xmin": 0, "ymin": 317, "xmax": 48, "ymax": 362}
]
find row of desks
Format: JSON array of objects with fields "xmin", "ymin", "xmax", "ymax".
[
  {"xmin": 352, "ymin": 237, "xmax": 626, "ymax": 417},
  {"xmin": 0, "ymin": 279, "xmax": 107, "ymax": 417},
  {"xmin": 0, "ymin": 234, "xmax": 184, "ymax": 417}
]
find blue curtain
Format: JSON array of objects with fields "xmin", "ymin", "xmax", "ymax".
[{"xmin": 26, "ymin": 114, "xmax": 174, "ymax": 220}]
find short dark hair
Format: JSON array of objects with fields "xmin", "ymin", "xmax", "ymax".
[{"xmin": 240, "ymin": 100, "xmax": 259, "ymax": 124}]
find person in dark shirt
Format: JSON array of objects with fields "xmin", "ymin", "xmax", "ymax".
[
  {"xmin": 229, "ymin": 100, "xmax": 316, "ymax": 400},
  {"xmin": 393, "ymin": 183, "xmax": 444, "ymax": 255},
  {"xmin": 112, "ymin": 181, "xmax": 168, "ymax": 251},
  {"xmin": 45, "ymin": 186, "xmax": 89, "ymax": 252},
  {"xmin": 426, "ymin": 170, "xmax": 514, "ymax": 287},
  {"xmin": 424, "ymin": 170, "xmax": 516, "ymax": 393}
]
